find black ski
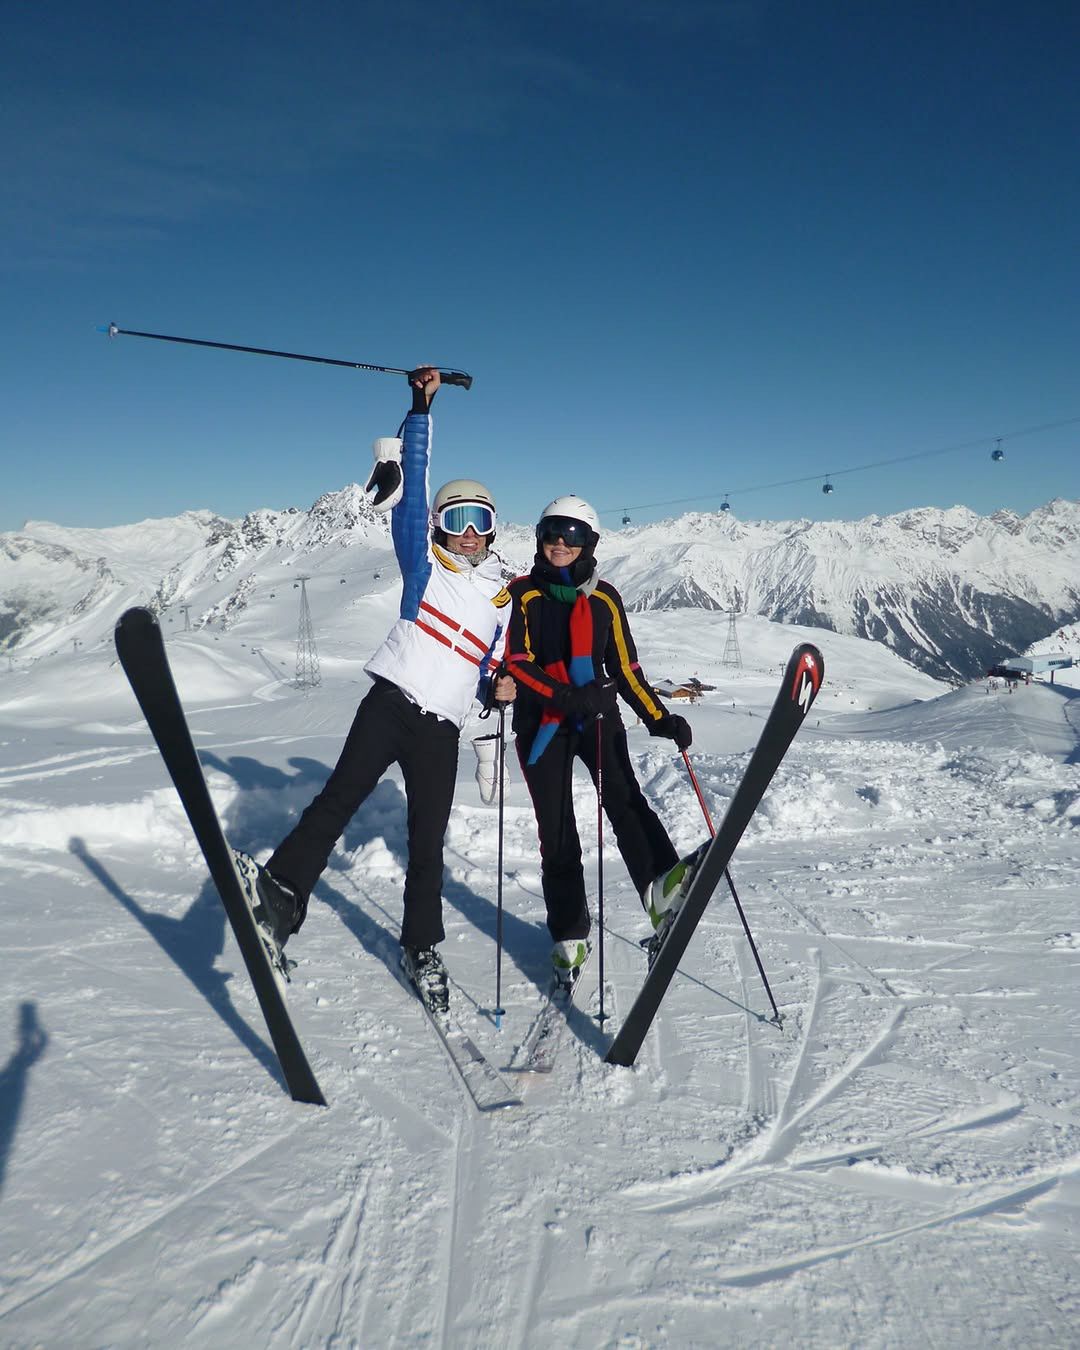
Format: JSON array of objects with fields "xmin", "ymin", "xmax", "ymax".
[
  {"xmin": 114, "ymin": 607, "xmax": 326, "ymax": 1106},
  {"xmin": 606, "ymin": 643, "xmax": 824, "ymax": 1068}
]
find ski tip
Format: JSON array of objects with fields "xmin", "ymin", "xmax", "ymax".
[
  {"xmin": 98, "ymin": 322, "xmax": 120, "ymax": 337},
  {"xmin": 788, "ymin": 644, "xmax": 825, "ymax": 713},
  {"xmin": 116, "ymin": 606, "xmax": 157, "ymax": 633}
]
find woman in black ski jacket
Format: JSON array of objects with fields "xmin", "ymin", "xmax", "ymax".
[{"xmin": 502, "ymin": 495, "xmax": 696, "ymax": 978}]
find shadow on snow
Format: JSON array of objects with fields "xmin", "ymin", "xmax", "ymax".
[
  {"xmin": 68, "ymin": 836, "xmax": 284, "ymax": 1091},
  {"xmin": 0, "ymin": 1002, "xmax": 48, "ymax": 1199}
]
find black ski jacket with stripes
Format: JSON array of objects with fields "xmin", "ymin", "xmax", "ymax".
[{"xmin": 502, "ymin": 572, "xmax": 671, "ymax": 744}]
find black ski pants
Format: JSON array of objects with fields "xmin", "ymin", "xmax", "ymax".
[
  {"xmin": 516, "ymin": 717, "xmax": 679, "ymax": 942},
  {"xmin": 267, "ymin": 677, "xmax": 459, "ymax": 949}
]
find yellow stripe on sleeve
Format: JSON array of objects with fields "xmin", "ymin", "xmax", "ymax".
[{"xmin": 595, "ymin": 588, "xmax": 665, "ymax": 721}]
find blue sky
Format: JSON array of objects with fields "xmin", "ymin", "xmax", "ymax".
[{"xmin": 3, "ymin": 1, "xmax": 1078, "ymax": 533}]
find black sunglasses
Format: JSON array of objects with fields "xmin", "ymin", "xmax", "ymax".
[{"xmin": 537, "ymin": 516, "xmax": 591, "ymax": 548}]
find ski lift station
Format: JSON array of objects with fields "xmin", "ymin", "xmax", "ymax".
[{"xmin": 988, "ymin": 655, "xmax": 1074, "ymax": 684}]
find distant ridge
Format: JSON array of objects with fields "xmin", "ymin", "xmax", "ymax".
[{"xmin": 3, "ymin": 492, "xmax": 1079, "ymax": 682}]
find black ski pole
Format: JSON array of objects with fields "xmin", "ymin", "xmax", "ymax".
[
  {"xmin": 594, "ymin": 714, "xmax": 609, "ymax": 1024},
  {"xmin": 681, "ymin": 749, "xmax": 783, "ymax": 1026},
  {"xmin": 494, "ymin": 704, "xmax": 507, "ymax": 1029},
  {"xmin": 99, "ymin": 323, "xmax": 474, "ymax": 389}
]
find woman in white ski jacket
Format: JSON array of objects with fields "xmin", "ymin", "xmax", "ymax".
[{"xmin": 239, "ymin": 367, "xmax": 511, "ymax": 1013}]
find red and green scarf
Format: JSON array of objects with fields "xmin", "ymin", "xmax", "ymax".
[{"xmin": 527, "ymin": 585, "xmax": 595, "ymax": 764}]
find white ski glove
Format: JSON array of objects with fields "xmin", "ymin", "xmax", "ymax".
[
  {"xmin": 364, "ymin": 436, "xmax": 403, "ymax": 512},
  {"xmin": 472, "ymin": 734, "xmax": 509, "ymax": 805}
]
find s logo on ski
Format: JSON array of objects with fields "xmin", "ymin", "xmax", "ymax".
[{"xmin": 790, "ymin": 648, "xmax": 822, "ymax": 715}]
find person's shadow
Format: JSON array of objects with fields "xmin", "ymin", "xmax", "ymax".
[
  {"xmin": 66, "ymin": 754, "xmax": 337, "ymax": 1097},
  {"xmin": 68, "ymin": 837, "xmax": 282, "ymax": 1088},
  {"xmin": 199, "ymin": 752, "xmax": 328, "ymax": 796},
  {"xmin": 0, "ymin": 1002, "xmax": 48, "ymax": 1197}
]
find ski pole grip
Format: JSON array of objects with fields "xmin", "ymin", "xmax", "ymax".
[{"xmin": 439, "ymin": 370, "xmax": 474, "ymax": 391}]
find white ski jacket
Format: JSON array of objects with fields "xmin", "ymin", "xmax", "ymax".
[{"xmin": 364, "ymin": 412, "xmax": 509, "ymax": 727}]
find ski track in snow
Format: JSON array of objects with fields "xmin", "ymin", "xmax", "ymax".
[{"xmin": 2, "ymin": 663, "xmax": 1080, "ymax": 1346}]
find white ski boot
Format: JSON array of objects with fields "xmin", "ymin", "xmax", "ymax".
[
  {"xmin": 551, "ymin": 937, "xmax": 592, "ymax": 994},
  {"xmin": 642, "ymin": 844, "xmax": 708, "ymax": 967}
]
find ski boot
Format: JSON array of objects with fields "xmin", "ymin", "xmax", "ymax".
[
  {"xmin": 233, "ymin": 851, "xmax": 301, "ymax": 982},
  {"xmin": 551, "ymin": 937, "xmax": 592, "ymax": 995},
  {"xmin": 401, "ymin": 945, "xmax": 450, "ymax": 1018},
  {"xmin": 642, "ymin": 843, "xmax": 708, "ymax": 968}
]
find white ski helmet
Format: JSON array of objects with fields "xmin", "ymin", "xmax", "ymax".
[
  {"xmin": 537, "ymin": 495, "xmax": 600, "ymax": 545},
  {"xmin": 431, "ymin": 479, "xmax": 497, "ymax": 538}
]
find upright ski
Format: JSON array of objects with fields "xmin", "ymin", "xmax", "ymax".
[
  {"xmin": 114, "ymin": 607, "xmax": 326, "ymax": 1106},
  {"xmin": 606, "ymin": 643, "xmax": 824, "ymax": 1068}
]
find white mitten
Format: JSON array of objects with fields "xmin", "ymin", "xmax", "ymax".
[
  {"xmin": 473, "ymin": 734, "xmax": 509, "ymax": 805},
  {"xmin": 364, "ymin": 437, "xmax": 403, "ymax": 511}
]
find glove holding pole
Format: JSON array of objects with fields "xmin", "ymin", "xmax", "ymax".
[{"xmin": 651, "ymin": 712, "xmax": 693, "ymax": 750}]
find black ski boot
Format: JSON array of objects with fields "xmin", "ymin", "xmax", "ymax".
[
  {"xmin": 234, "ymin": 851, "xmax": 302, "ymax": 979},
  {"xmin": 401, "ymin": 945, "xmax": 450, "ymax": 1017}
]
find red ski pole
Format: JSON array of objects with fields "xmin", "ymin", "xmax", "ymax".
[{"xmin": 681, "ymin": 750, "xmax": 782, "ymax": 1025}]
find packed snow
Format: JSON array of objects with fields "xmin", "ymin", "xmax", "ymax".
[{"xmin": 1, "ymin": 587, "xmax": 1078, "ymax": 1345}]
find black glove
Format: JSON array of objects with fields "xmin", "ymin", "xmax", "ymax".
[
  {"xmin": 559, "ymin": 678, "xmax": 617, "ymax": 718},
  {"xmin": 363, "ymin": 458, "xmax": 403, "ymax": 510},
  {"xmin": 651, "ymin": 713, "xmax": 692, "ymax": 749},
  {"xmin": 409, "ymin": 367, "xmax": 439, "ymax": 412}
]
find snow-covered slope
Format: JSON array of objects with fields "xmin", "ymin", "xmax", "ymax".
[{"xmin": 1, "ymin": 598, "xmax": 1079, "ymax": 1346}]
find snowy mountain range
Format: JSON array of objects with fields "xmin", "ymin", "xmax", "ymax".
[{"xmin": 3, "ymin": 490, "xmax": 1079, "ymax": 681}]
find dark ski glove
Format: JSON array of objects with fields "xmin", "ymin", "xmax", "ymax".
[
  {"xmin": 651, "ymin": 713, "xmax": 693, "ymax": 749},
  {"xmin": 558, "ymin": 678, "xmax": 618, "ymax": 718},
  {"xmin": 364, "ymin": 459, "xmax": 403, "ymax": 510},
  {"xmin": 364, "ymin": 436, "xmax": 404, "ymax": 512}
]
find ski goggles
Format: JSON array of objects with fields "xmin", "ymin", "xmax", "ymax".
[
  {"xmin": 537, "ymin": 516, "xmax": 592, "ymax": 548},
  {"xmin": 436, "ymin": 502, "xmax": 496, "ymax": 535}
]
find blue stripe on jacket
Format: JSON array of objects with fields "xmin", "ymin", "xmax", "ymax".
[{"xmin": 392, "ymin": 412, "xmax": 433, "ymax": 620}]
